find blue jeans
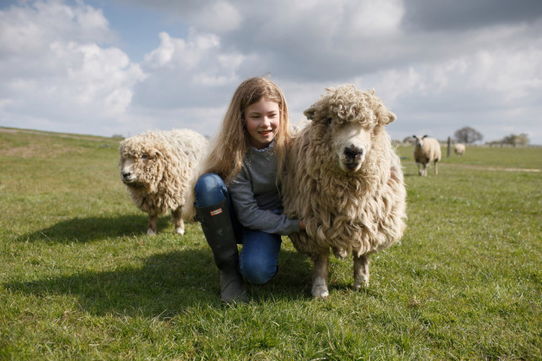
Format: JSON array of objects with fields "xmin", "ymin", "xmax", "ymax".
[{"xmin": 195, "ymin": 173, "xmax": 281, "ymax": 285}]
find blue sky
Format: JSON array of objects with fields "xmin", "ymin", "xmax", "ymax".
[
  {"xmin": 1, "ymin": 0, "xmax": 542, "ymax": 144},
  {"xmin": 82, "ymin": 1, "xmax": 190, "ymax": 62}
]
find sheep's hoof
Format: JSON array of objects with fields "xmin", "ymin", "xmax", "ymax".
[
  {"xmin": 175, "ymin": 227, "xmax": 185, "ymax": 235},
  {"xmin": 353, "ymin": 279, "xmax": 369, "ymax": 290},
  {"xmin": 147, "ymin": 228, "xmax": 157, "ymax": 236},
  {"xmin": 312, "ymin": 284, "xmax": 329, "ymax": 299}
]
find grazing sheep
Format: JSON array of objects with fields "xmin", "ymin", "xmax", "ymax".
[
  {"xmin": 282, "ymin": 85, "xmax": 407, "ymax": 298},
  {"xmin": 413, "ymin": 135, "xmax": 441, "ymax": 176},
  {"xmin": 454, "ymin": 143, "xmax": 466, "ymax": 156},
  {"xmin": 119, "ymin": 129, "xmax": 208, "ymax": 235}
]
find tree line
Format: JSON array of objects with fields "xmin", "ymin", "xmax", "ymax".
[{"xmin": 454, "ymin": 127, "xmax": 529, "ymax": 146}]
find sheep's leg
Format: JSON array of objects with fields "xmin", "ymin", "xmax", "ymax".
[
  {"xmin": 147, "ymin": 214, "xmax": 158, "ymax": 235},
  {"xmin": 416, "ymin": 162, "xmax": 423, "ymax": 176},
  {"xmin": 434, "ymin": 160, "xmax": 439, "ymax": 175},
  {"xmin": 311, "ymin": 251, "xmax": 330, "ymax": 299},
  {"xmin": 353, "ymin": 254, "xmax": 370, "ymax": 289},
  {"xmin": 418, "ymin": 162, "xmax": 427, "ymax": 176},
  {"xmin": 172, "ymin": 207, "xmax": 185, "ymax": 235}
]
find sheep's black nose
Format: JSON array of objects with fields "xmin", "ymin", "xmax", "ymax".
[
  {"xmin": 344, "ymin": 145, "xmax": 363, "ymax": 159},
  {"xmin": 122, "ymin": 171, "xmax": 131, "ymax": 178}
]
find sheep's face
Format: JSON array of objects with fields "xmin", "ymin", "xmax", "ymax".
[
  {"xmin": 304, "ymin": 85, "xmax": 396, "ymax": 173},
  {"xmin": 413, "ymin": 135, "xmax": 427, "ymax": 149},
  {"xmin": 119, "ymin": 142, "xmax": 165, "ymax": 190},
  {"xmin": 330, "ymin": 122, "xmax": 372, "ymax": 172}
]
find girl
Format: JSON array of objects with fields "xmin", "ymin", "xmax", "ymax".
[{"xmin": 194, "ymin": 77, "xmax": 303, "ymax": 303}]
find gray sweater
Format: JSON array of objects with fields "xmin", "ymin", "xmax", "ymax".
[{"xmin": 229, "ymin": 143, "xmax": 300, "ymax": 235}]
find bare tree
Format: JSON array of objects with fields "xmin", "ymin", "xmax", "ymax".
[{"xmin": 454, "ymin": 127, "xmax": 483, "ymax": 144}]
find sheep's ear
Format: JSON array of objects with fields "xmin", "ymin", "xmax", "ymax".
[
  {"xmin": 422, "ymin": 134, "xmax": 428, "ymax": 139},
  {"xmin": 384, "ymin": 110, "xmax": 396, "ymax": 125},
  {"xmin": 376, "ymin": 106, "xmax": 396, "ymax": 125},
  {"xmin": 148, "ymin": 149, "xmax": 163, "ymax": 159},
  {"xmin": 304, "ymin": 105, "xmax": 317, "ymax": 121},
  {"xmin": 412, "ymin": 135, "xmax": 417, "ymax": 139}
]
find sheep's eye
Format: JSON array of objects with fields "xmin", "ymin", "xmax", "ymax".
[
  {"xmin": 141, "ymin": 153, "xmax": 149, "ymax": 160},
  {"xmin": 326, "ymin": 117, "xmax": 333, "ymax": 125}
]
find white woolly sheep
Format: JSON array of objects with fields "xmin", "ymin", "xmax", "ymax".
[
  {"xmin": 282, "ymin": 85, "xmax": 407, "ymax": 298},
  {"xmin": 413, "ymin": 135, "xmax": 441, "ymax": 176},
  {"xmin": 454, "ymin": 143, "xmax": 466, "ymax": 156},
  {"xmin": 119, "ymin": 129, "xmax": 208, "ymax": 235}
]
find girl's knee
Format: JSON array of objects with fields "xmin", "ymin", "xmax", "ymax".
[
  {"xmin": 240, "ymin": 257, "xmax": 277, "ymax": 285},
  {"xmin": 195, "ymin": 173, "xmax": 226, "ymax": 207},
  {"xmin": 195, "ymin": 173, "xmax": 223, "ymax": 193}
]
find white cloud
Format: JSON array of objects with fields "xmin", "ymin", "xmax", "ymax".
[
  {"xmin": 0, "ymin": 0, "xmax": 112, "ymax": 51},
  {"xmin": 143, "ymin": 32, "xmax": 177, "ymax": 68},
  {"xmin": 0, "ymin": 0, "xmax": 145, "ymax": 135},
  {"xmin": 50, "ymin": 41, "xmax": 144, "ymax": 114},
  {"xmin": 1, "ymin": 0, "xmax": 541, "ymax": 144},
  {"xmin": 134, "ymin": 29, "xmax": 245, "ymax": 109},
  {"xmin": 190, "ymin": 1, "xmax": 241, "ymax": 33},
  {"xmin": 143, "ymin": 31, "xmax": 222, "ymax": 70},
  {"xmin": 347, "ymin": 0, "xmax": 404, "ymax": 34},
  {"xmin": 352, "ymin": 43, "xmax": 542, "ymax": 142}
]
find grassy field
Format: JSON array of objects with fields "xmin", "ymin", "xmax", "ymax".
[{"xmin": 1, "ymin": 127, "xmax": 541, "ymax": 361}]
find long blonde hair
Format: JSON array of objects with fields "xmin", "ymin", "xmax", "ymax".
[{"xmin": 203, "ymin": 77, "xmax": 292, "ymax": 184}]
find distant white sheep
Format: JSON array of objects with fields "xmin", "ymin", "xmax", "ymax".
[
  {"xmin": 454, "ymin": 143, "xmax": 466, "ymax": 156},
  {"xmin": 283, "ymin": 85, "xmax": 407, "ymax": 298},
  {"xmin": 119, "ymin": 129, "xmax": 208, "ymax": 235},
  {"xmin": 413, "ymin": 135, "xmax": 441, "ymax": 176}
]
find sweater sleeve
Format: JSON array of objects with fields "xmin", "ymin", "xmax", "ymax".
[{"xmin": 229, "ymin": 168, "xmax": 300, "ymax": 235}]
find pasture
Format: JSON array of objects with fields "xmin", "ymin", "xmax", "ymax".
[{"xmin": 1, "ymin": 127, "xmax": 541, "ymax": 361}]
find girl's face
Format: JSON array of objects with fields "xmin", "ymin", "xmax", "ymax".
[{"xmin": 244, "ymin": 97, "xmax": 280, "ymax": 149}]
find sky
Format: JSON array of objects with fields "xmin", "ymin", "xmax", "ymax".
[{"xmin": 1, "ymin": 0, "xmax": 541, "ymax": 144}]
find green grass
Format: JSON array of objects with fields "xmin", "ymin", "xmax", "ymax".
[{"xmin": 1, "ymin": 127, "xmax": 541, "ymax": 361}]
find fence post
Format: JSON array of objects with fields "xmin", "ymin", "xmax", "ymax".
[{"xmin": 447, "ymin": 137, "xmax": 451, "ymax": 158}]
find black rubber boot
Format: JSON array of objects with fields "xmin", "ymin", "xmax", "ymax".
[{"xmin": 196, "ymin": 201, "xmax": 248, "ymax": 303}]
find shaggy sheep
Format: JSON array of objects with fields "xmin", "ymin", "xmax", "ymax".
[
  {"xmin": 413, "ymin": 135, "xmax": 441, "ymax": 176},
  {"xmin": 119, "ymin": 129, "xmax": 208, "ymax": 235},
  {"xmin": 282, "ymin": 85, "xmax": 407, "ymax": 298},
  {"xmin": 454, "ymin": 143, "xmax": 466, "ymax": 156}
]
